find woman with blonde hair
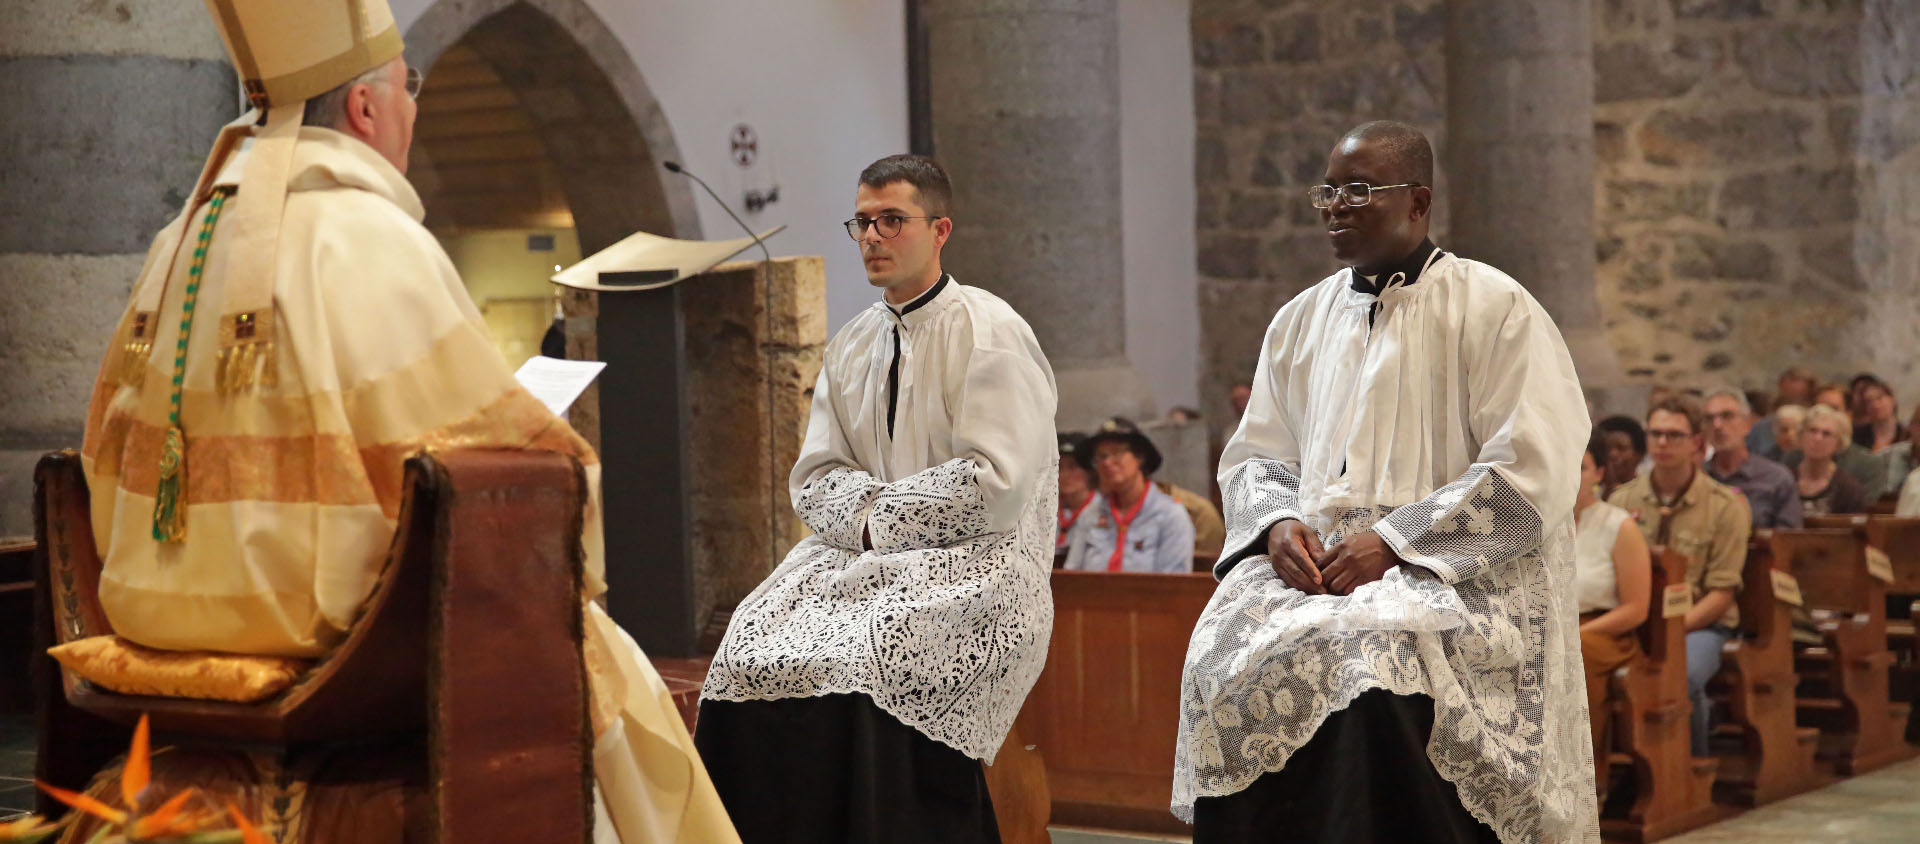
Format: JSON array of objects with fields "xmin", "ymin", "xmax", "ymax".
[{"xmin": 1796, "ymin": 405, "xmax": 1869, "ymax": 515}]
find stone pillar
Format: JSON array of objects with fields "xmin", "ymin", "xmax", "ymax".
[
  {"xmin": 0, "ymin": 3, "xmax": 234, "ymax": 537},
  {"xmin": 924, "ymin": 0, "xmax": 1154, "ymax": 430},
  {"xmin": 1445, "ymin": 0, "xmax": 1632, "ymax": 409}
]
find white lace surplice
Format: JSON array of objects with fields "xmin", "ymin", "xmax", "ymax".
[
  {"xmin": 1174, "ymin": 255, "xmax": 1599, "ymax": 843},
  {"xmin": 701, "ymin": 278, "xmax": 1058, "ymax": 762}
]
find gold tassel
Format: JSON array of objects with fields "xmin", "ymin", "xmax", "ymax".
[
  {"xmin": 152, "ymin": 424, "xmax": 186, "ymax": 542},
  {"xmin": 118, "ymin": 339, "xmax": 152, "ymax": 387}
]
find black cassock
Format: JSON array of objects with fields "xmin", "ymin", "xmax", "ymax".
[
  {"xmin": 1193, "ymin": 690, "xmax": 1501, "ymax": 844},
  {"xmin": 695, "ymin": 692, "xmax": 1001, "ymax": 844}
]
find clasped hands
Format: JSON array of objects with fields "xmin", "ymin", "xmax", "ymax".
[{"xmin": 1265, "ymin": 518, "xmax": 1401, "ymax": 596}]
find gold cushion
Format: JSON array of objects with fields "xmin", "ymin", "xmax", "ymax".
[{"xmin": 47, "ymin": 636, "xmax": 311, "ymax": 704}]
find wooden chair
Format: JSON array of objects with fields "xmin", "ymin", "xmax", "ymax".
[
  {"xmin": 1013, "ymin": 570, "xmax": 1216, "ymax": 834},
  {"xmin": 1774, "ymin": 526, "xmax": 1915, "ymax": 775},
  {"xmin": 1602, "ymin": 545, "xmax": 1719, "ymax": 843},
  {"xmin": 33, "ymin": 449, "xmax": 593, "ymax": 843},
  {"xmin": 1707, "ymin": 532, "xmax": 1819, "ymax": 805}
]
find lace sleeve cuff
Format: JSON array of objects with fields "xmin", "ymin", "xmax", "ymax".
[
  {"xmin": 1374, "ymin": 465, "xmax": 1543, "ymax": 585},
  {"xmin": 1217, "ymin": 458, "xmax": 1308, "ymax": 580},
  {"xmin": 794, "ymin": 467, "xmax": 884, "ymax": 552},
  {"xmin": 866, "ymin": 458, "xmax": 994, "ymax": 555}
]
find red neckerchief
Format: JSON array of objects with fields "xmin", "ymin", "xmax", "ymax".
[
  {"xmin": 1058, "ymin": 496, "xmax": 1095, "ymax": 548},
  {"xmin": 1105, "ymin": 486, "xmax": 1151, "ymax": 572}
]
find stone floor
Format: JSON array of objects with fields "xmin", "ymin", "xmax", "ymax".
[{"xmin": 1047, "ymin": 758, "xmax": 1920, "ymax": 843}]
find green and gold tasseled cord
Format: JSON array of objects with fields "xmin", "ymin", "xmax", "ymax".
[{"xmin": 153, "ymin": 185, "xmax": 236, "ymax": 543}]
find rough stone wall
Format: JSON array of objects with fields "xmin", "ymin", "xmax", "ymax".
[
  {"xmin": 682, "ymin": 257, "xmax": 826, "ymax": 639},
  {"xmin": 1593, "ymin": 0, "xmax": 1920, "ymax": 400},
  {"xmin": 1193, "ymin": 0, "xmax": 1920, "ymax": 416},
  {"xmin": 0, "ymin": 2, "xmax": 233, "ymax": 538},
  {"xmin": 1190, "ymin": 0, "xmax": 1445, "ymax": 422}
]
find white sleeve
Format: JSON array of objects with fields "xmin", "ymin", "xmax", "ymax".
[
  {"xmin": 867, "ymin": 341, "xmax": 1057, "ymax": 554},
  {"xmin": 789, "ymin": 357, "xmax": 884, "ymax": 552},
  {"xmin": 1214, "ymin": 311, "xmax": 1311, "ymax": 579},
  {"xmin": 1373, "ymin": 295, "xmax": 1590, "ymax": 584}
]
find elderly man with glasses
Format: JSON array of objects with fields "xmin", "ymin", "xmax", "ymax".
[
  {"xmin": 1173, "ymin": 121, "xmax": 1596, "ymax": 844},
  {"xmin": 699, "ymin": 154, "xmax": 1058, "ymax": 843}
]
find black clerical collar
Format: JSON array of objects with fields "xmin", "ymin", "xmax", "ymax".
[
  {"xmin": 888, "ymin": 273, "xmax": 950, "ymax": 316},
  {"xmin": 1349, "ymin": 239, "xmax": 1441, "ymax": 297}
]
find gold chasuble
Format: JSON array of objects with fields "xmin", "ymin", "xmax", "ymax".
[{"xmin": 76, "ymin": 1, "xmax": 739, "ymax": 841}]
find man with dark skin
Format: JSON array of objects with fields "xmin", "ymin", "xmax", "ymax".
[{"xmin": 1176, "ymin": 122, "xmax": 1594, "ymax": 844}]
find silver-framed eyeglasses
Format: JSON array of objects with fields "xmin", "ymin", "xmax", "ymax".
[
  {"xmin": 403, "ymin": 66, "xmax": 425, "ymax": 99},
  {"xmin": 1309, "ymin": 182, "xmax": 1417, "ymax": 209},
  {"xmin": 843, "ymin": 214, "xmax": 941, "ymax": 241}
]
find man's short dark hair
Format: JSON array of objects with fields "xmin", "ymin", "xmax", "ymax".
[
  {"xmin": 1647, "ymin": 393, "xmax": 1706, "ymax": 436},
  {"xmin": 1596, "ymin": 414, "xmax": 1647, "ymax": 456},
  {"xmin": 1340, "ymin": 120, "xmax": 1434, "ymax": 187},
  {"xmin": 859, "ymin": 154, "xmax": 952, "ymax": 217}
]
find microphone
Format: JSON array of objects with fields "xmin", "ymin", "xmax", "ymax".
[{"xmin": 662, "ymin": 160, "xmax": 772, "ymax": 265}]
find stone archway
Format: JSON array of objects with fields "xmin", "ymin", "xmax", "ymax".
[{"xmin": 403, "ymin": 0, "xmax": 701, "ymax": 447}]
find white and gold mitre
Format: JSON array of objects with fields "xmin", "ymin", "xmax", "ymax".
[{"xmin": 203, "ymin": 0, "xmax": 404, "ymax": 109}]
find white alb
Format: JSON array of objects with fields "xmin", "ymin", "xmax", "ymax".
[
  {"xmin": 702, "ymin": 278, "xmax": 1059, "ymax": 762},
  {"xmin": 1174, "ymin": 254, "xmax": 1600, "ymax": 844}
]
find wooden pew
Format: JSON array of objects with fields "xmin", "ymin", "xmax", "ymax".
[
  {"xmin": 1774, "ymin": 527, "xmax": 1916, "ymax": 774},
  {"xmin": 1863, "ymin": 516, "xmax": 1920, "ymax": 743},
  {"xmin": 1602, "ymin": 546, "xmax": 1720, "ymax": 842},
  {"xmin": 1708, "ymin": 532, "xmax": 1820, "ymax": 805},
  {"xmin": 1014, "ymin": 570, "xmax": 1216, "ymax": 834}
]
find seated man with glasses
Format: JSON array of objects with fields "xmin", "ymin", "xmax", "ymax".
[
  {"xmin": 1175, "ymin": 121, "xmax": 1595, "ymax": 843},
  {"xmin": 699, "ymin": 154, "xmax": 1058, "ymax": 843},
  {"xmin": 1608, "ymin": 393, "xmax": 1751, "ymax": 758}
]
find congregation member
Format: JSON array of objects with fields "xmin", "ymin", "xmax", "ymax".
[
  {"xmin": 1871, "ymin": 403, "xmax": 1920, "ymax": 501},
  {"xmin": 1792, "ymin": 405, "xmax": 1869, "ymax": 516},
  {"xmin": 1702, "ymin": 388, "xmax": 1802, "ymax": 528},
  {"xmin": 1161, "ymin": 477, "xmax": 1228, "ymax": 562},
  {"xmin": 1596, "ymin": 414, "xmax": 1648, "ymax": 499},
  {"xmin": 1783, "ymin": 406, "xmax": 1885, "ymax": 497},
  {"xmin": 1768, "ymin": 404, "xmax": 1806, "ymax": 462},
  {"xmin": 74, "ymin": 1, "xmax": 737, "ymax": 840},
  {"xmin": 1175, "ymin": 121, "xmax": 1596, "ymax": 844},
  {"xmin": 1608, "ymin": 394, "xmax": 1750, "ymax": 758},
  {"xmin": 1573, "ymin": 431, "xmax": 1651, "ymax": 779},
  {"xmin": 699, "ymin": 155, "xmax": 1057, "ymax": 843},
  {"xmin": 1746, "ymin": 367, "xmax": 1817, "ymax": 457},
  {"xmin": 1852, "ymin": 378, "xmax": 1907, "ymax": 452},
  {"xmin": 1057, "ymin": 432, "xmax": 1102, "ymax": 563},
  {"xmin": 1814, "ymin": 383, "xmax": 1848, "ymax": 412},
  {"xmin": 1063, "ymin": 417, "xmax": 1196, "ymax": 573},
  {"xmin": 1898, "ymin": 465, "xmax": 1920, "ymax": 516}
]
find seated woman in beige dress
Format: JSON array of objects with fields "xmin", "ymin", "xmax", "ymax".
[{"xmin": 1573, "ymin": 430, "xmax": 1651, "ymax": 775}]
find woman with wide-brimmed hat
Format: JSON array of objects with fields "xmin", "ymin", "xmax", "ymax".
[{"xmin": 1062, "ymin": 417, "xmax": 1195, "ymax": 573}]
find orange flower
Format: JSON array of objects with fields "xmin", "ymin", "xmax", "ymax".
[
  {"xmin": 32, "ymin": 780, "xmax": 128, "ymax": 827},
  {"xmin": 0, "ymin": 813, "xmax": 64, "ymax": 843},
  {"xmin": 122, "ymin": 715, "xmax": 151, "ymax": 811}
]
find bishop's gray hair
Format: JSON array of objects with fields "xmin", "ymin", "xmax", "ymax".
[
  {"xmin": 303, "ymin": 63, "xmax": 391, "ymax": 131},
  {"xmin": 1340, "ymin": 120, "xmax": 1435, "ymax": 187}
]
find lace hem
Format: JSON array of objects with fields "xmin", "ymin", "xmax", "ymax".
[
  {"xmin": 704, "ymin": 463, "xmax": 1058, "ymax": 763},
  {"xmin": 794, "ymin": 467, "xmax": 883, "ymax": 551},
  {"xmin": 1173, "ymin": 508, "xmax": 1597, "ymax": 844},
  {"xmin": 1218, "ymin": 458, "xmax": 1308, "ymax": 578},
  {"xmin": 1375, "ymin": 464, "xmax": 1544, "ymax": 585}
]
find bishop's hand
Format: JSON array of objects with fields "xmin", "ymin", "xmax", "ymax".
[
  {"xmin": 1265, "ymin": 519, "xmax": 1326, "ymax": 595},
  {"xmin": 1319, "ymin": 530, "xmax": 1402, "ymax": 595}
]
